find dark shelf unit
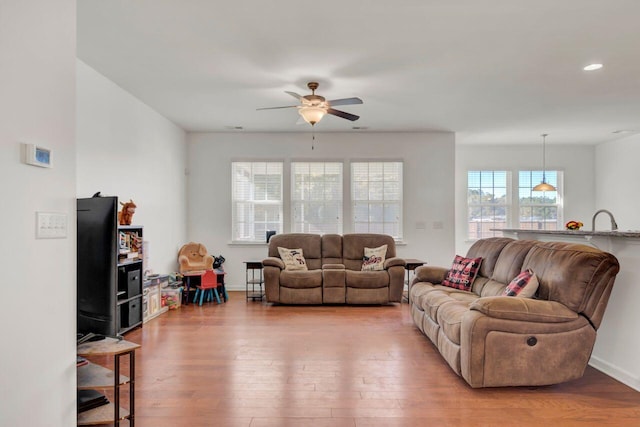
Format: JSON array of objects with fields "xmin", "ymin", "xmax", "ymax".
[{"xmin": 77, "ymin": 197, "xmax": 143, "ymax": 337}]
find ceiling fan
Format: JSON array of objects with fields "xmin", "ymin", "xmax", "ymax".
[{"xmin": 257, "ymin": 82, "xmax": 363, "ymax": 126}]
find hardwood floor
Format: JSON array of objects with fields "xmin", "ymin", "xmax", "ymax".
[{"xmin": 99, "ymin": 292, "xmax": 640, "ymax": 426}]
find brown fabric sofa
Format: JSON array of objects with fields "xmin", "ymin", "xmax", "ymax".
[
  {"xmin": 263, "ymin": 233, "xmax": 406, "ymax": 304},
  {"xmin": 409, "ymin": 237, "xmax": 619, "ymax": 388}
]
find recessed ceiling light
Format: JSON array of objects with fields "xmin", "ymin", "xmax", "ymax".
[{"xmin": 583, "ymin": 63, "xmax": 603, "ymax": 71}]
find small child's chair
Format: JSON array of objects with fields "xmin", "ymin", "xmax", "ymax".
[{"xmin": 193, "ymin": 270, "xmax": 222, "ymax": 306}]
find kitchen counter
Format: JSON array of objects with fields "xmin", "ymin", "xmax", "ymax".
[{"xmin": 493, "ymin": 228, "xmax": 640, "ymax": 238}]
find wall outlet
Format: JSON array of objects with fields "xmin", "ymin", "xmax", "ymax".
[
  {"xmin": 432, "ymin": 221, "xmax": 444, "ymax": 230},
  {"xmin": 36, "ymin": 212, "xmax": 67, "ymax": 239}
]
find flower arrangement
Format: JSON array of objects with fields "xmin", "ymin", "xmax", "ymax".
[{"xmin": 565, "ymin": 220, "xmax": 583, "ymax": 230}]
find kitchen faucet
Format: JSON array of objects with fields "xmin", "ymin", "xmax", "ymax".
[{"xmin": 591, "ymin": 209, "xmax": 618, "ymax": 231}]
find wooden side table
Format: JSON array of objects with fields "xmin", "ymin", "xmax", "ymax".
[
  {"xmin": 404, "ymin": 259, "xmax": 427, "ymax": 304},
  {"xmin": 77, "ymin": 337, "xmax": 140, "ymax": 426},
  {"xmin": 245, "ymin": 261, "xmax": 264, "ymax": 301}
]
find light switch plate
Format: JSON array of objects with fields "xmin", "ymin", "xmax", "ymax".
[{"xmin": 36, "ymin": 212, "xmax": 67, "ymax": 239}]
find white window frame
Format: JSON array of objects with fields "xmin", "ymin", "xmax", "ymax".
[
  {"xmin": 350, "ymin": 161, "xmax": 403, "ymax": 240},
  {"xmin": 467, "ymin": 170, "xmax": 511, "ymax": 240},
  {"xmin": 231, "ymin": 161, "xmax": 283, "ymax": 242},
  {"xmin": 290, "ymin": 161, "xmax": 343, "ymax": 234},
  {"xmin": 466, "ymin": 169, "xmax": 564, "ymax": 241},
  {"xmin": 517, "ymin": 170, "xmax": 563, "ymax": 231}
]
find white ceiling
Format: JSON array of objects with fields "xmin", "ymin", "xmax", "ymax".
[{"xmin": 77, "ymin": 0, "xmax": 640, "ymax": 145}]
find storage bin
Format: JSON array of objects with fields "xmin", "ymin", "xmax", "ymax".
[{"xmin": 161, "ymin": 287, "xmax": 182, "ymax": 309}]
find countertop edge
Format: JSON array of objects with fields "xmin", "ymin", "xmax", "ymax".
[{"xmin": 492, "ymin": 229, "xmax": 640, "ymax": 238}]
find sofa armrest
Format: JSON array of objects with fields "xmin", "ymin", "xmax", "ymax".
[
  {"xmin": 384, "ymin": 257, "xmax": 406, "ymax": 269},
  {"xmin": 323, "ymin": 263, "xmax": 345, "ymax": 270},
  {"xmin": 262, "ymin": 257, "xmax": 285, "ymax": 269},
  {"xmin": 470, "ymin": 297, "xmax": 578, "ymax": 323},
  {"xmin": 414, "ymin": 266, "xmax": 448, "ymax": 284}
]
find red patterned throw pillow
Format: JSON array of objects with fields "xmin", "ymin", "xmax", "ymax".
[
  {"xmin": 504, "ymin": 268, "xmax": 539, "ymax": 298},
  {"xmin": 442, "ymin": 255, "xmax": 482, "ymax": 290}
]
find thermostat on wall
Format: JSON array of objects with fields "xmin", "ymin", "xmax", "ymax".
[{"xmin": 24, "ymin": 143, "xmax": 52, "ymax": 168}]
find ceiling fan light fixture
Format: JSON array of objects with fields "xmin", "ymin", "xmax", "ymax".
[{"xmin": 298, "ymin": 106, "xmax": 326, "ymax": 126}]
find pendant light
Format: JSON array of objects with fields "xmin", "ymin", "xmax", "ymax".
[{"xmin": 533, "ymin": 133, "xmax": 556, "ymax": 192}]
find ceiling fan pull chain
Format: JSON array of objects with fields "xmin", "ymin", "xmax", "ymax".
[{"xmin": 312, "ymin": 127, "xmax": 315, "ymax": 150}]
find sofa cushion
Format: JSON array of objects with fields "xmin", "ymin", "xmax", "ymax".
[
  {"xmin": 442, "ymin": 255, "xmax": 482, "ymax": 290},
  {"xmin": 278, "ymin": 247, "xmax": 308, "ymax": 271},
  {"xmin": 469, "ymin": 296, "xmax": 579, "ymax": 323},
  {"xmin": 362, "ymin": 244, "xmax": 387, "ymax": 271},
  {"xmin": 422, "ymin": 289, "xmax": 478, "ymax": 322},
  {"xmin": 268, "ymin": 233, "xmax": 322, "ymax": 270},
  {"xmin": 504, "ymin": 269, "xmax": 539, "ymax": 298},
  {"xmin": 522, "ymin": 242, "xmax": 620, "ymax": 325},
  {"xmin": 437, "ymin": 300, "xmax": 472, "ymax": 345},
  {"xmin": 475, "ymin": 278, "xmax": 507, "ymax": 297},
  {"xmin": 491, "ymin": 239, "xmax": 537, "ymax": 285},
  {"xmin": 343, "ymin": 234, "xmax": 396, "ymax": 271},
  {"xmin": 280, "ymin": 270, "xmax": 323, "ymax": 289},
  {"xmin": 345, "ymin": 270, "xmax": 389, "ymax": 288},
  {"xmin": 321, "ymin": 234, "xmax": 343, "ymax": 265},
  {"xmin": 466, "ymin": 237, "xmax": 514, "ymax": 280},
  {"xmin": 421, "ymin": 290, "xmax": 453, "ymax": 320}
]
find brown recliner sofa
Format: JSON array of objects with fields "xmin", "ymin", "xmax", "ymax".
[
  {"xmin": 410, "ymin": 237, "xmax": 619, "ymax": 388},
  {"xmin": 263, "ymin": 233, "xmax": 406, "ymax": 304}
]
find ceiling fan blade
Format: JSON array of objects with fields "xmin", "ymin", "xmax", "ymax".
[
  {"xmin": 256, "ymin": 105, "xmax": 298, "ymax": 110},
  {"xmin": 327, "ymin": 108, "xmax": 359, "ymax": 121},
  {"xmin": 285, "ymin": 91, "xmax": 304, "ymax": 100},
  {"xmin": 327, "ymin": 97, "xmax": 363, "ymax": 107}
]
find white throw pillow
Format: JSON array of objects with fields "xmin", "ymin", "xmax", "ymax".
[
  {"xmin": 277, "ymin": 247, "xmax": 308, "ymax": 271},
  {"xmin": 361, "ymin": 244, "xmax": 388, "ymax": 271}
]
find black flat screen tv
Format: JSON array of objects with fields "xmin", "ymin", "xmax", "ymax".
[{"xmin": 77, "ymin": 196, "xmax": 118, "ymax": 337}]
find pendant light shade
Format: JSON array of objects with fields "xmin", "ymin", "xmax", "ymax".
[
  {"xmin": 533, "ymin": 133, "xmax": 556, "ymax": 192},
  {"xmin": 298, "ymin": 106, "xmax": 326, "ymax": 125}
]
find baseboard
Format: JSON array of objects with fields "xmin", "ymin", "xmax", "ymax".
[
  {"xmin": 227, "ymin": 285, "xmax": 258, "ymax": 292},
  {"xmin": 589, "ymin": 355, "xmax": 640, "ymax": 391}
]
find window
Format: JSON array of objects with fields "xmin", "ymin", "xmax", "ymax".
[
  {"xmin": 518, "ymin": 170, "xmax": 562, "ymax": 230},
  {"xmin": 291, "ymin": 162, "xmax": 343, "ymax": 234},
  {"xmin": 351, "ymin": 162, "xmax": 403, "ymax": 239},
  {"xmin": 466, "ymin": 169, "xmax": 564, "ymax": 240},
  {"xmin": 467, "ymin": 171, "xmax": 510, "ymax": 240},
  {"xmin": 232, "ymin": 162, "xmax": 283, "ymax": 242}
]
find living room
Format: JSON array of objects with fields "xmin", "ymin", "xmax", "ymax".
[{"xmin": 2, "ymin": 1, "xmax": 640, "ymax": 426}]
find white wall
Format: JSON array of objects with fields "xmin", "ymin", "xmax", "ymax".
[
  {"xmin": 590, "ymin": 134, "xmax": 640, "ymax": 390},
  {"xmin": 187, "ymin": 132, "xmax": 455, "ymax": 290},
  {"xmin": 595, "ymin": 134, "xmax": 640, "ymax": 230},
  {"xmin": 455, "ymin": 144, "xmax": 596, "ymax": 254},
  {"xmin": 0, "ymin": 1, "xmax": 77, "ymax": 425},
  {"xmin": 76, "ymin": 60, "xmax": 188, "ymax": 274}
]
